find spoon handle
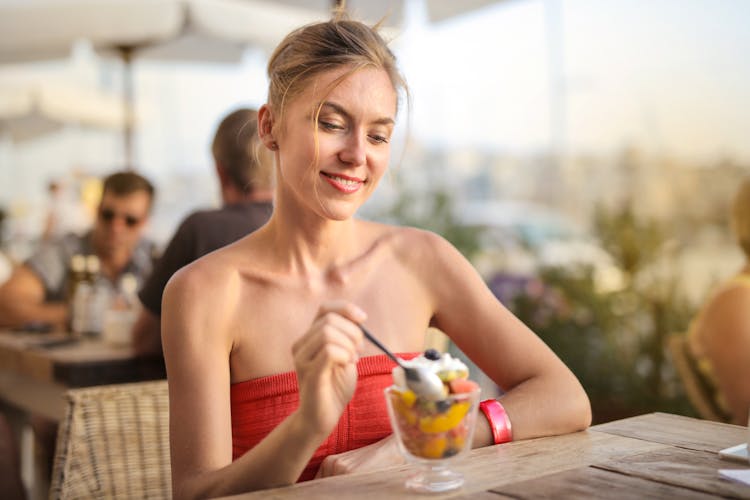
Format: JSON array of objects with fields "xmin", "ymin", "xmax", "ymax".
[{"xmin": 358, "ymin": 324, "xmax": 403, "ymax": 367}]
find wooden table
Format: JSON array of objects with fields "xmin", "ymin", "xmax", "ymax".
[
  {"xmin": 0, "ymin": 330, "xmax": 165, "ymax": 420},
  {"xmin": 218, "ymin": 413, "xmax": 750, "ymax": 499}
]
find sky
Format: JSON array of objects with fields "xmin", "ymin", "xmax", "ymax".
[
  {"xmin": 403, "ymin": 0, "xmax": 750, "ymax": 161},
  {"xmin": 1, "ymin": 0, "xmax": 750, "ymax": 228}
]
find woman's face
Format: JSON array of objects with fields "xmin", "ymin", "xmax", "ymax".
[{"xmin": 274, "ymin": 65, "xmax": 397, "ymax": 221}]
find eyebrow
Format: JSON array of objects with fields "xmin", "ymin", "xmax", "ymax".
[{"xmin": 320, "ymin": 101, "xmax": 395, "ymax": 127}]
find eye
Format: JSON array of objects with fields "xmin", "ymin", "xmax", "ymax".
[
  {"xmin": 319, "ymin": 120, "xmax": 344, "ymax": 131},
  {"xmin": 368, "ymin": 134, "xmax": 389, "ymax": 144}
]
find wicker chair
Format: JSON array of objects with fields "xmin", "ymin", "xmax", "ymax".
[
  {"xmin": 49, "ymin": 380, "xmax": 171, "ymax": 500},
  {"xmin": 666, "ymin": 334, "xmax": 728, "ymax": 422}
]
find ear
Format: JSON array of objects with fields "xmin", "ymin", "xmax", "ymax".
[
  {"xmin": 258, "ymin": 104, "xmax": 278, "ymax": 151},
  {"xmin": 214, "ymin": 162, "xmax": 229, "ymax": 185}
]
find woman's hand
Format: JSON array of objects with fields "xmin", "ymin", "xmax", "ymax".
[
  {"xmin": 315, "ymin": 435, "xmax": 404, "ymax": 478},
  {"xmin": 293, "ymin": 300, "xmax": 366, "ymax": 438}
]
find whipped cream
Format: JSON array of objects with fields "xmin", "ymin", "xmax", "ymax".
[
  {"xmin": 392, "ymin": 352, "xmax": 469, "ymax": 392},
  {"xmin": 403, "ymin": 352, "xmax": 468, "ymax": 374}
]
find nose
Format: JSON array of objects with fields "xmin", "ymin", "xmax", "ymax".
[
  {"xmin": 112, "ymin": 218, "xmax": 128, "ymax": 230},
  {"xmin": 338, "ymin": 131, "xmax": 366, "ymax": 167},
  {"xmin": 106, "ymin": 218, "xmax": 129, "ymax": 236},
  {"xmin": 101, "ymin": 215, "xmax": 129, "ymax": 234}
]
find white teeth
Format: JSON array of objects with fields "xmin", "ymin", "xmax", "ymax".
[{"xmin": 328, "ymin": 175, "xmax": 360, "ymax": 186}]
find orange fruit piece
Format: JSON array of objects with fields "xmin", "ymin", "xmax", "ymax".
[{"xmin": 448, "ymin": 378, "xmax": 479, "ymax": 394}]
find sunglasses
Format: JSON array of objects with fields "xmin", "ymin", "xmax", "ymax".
[{"xmin": 98, "ymin": 208, "xmax": 143, "ymax": 228}]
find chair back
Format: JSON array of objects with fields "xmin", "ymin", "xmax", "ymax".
[
  {"xmin": 666, "ymin": 334, "xmax": 727, "ymax": 422},
  {"xmin": 49, "ymin": 380, "xmax": 171, "ymax": 500}
]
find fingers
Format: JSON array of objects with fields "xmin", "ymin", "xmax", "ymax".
[
  {"xmin": 293, "ymin": 301, "xmax": 366, "ymax": 366},
  {"xmin": 315, "ymin": 299, "xmax": 367, "ymax": 326},
  {"xmin": 293, "ymin": 302, "xmax": 366, "ymax": 435},
  {"xmin": 316, "ymin": 454, "xmax": 349, "ymax": 478},
  {"xmin": 315, "ymin": 435, "xmax": 405, "ymax": 478}
]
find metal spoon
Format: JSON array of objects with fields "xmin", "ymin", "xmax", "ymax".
[{"xmin": 358, "ymin": 324, "xmax": 445, "ymax": 400}]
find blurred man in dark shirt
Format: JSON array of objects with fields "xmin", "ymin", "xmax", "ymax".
[{"xmin": 132, "ymin": 108, "xmax": 274, "ymax": 355}]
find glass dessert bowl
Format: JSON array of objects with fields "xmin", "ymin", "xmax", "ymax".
[{"xmin": 384, "ymin": 350, "xmax": 481, "ymax": 492}]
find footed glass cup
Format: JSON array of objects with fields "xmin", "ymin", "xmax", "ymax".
[{"xmin": 385, "ymin": 385, "xmax": 481, "ymax": 493}]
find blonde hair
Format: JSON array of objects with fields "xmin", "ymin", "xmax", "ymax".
[
  {"xmin": 732, "ymin": 178, "xmax": 750, "ymax": 258},
  {"xmin": 266, "ymin": 11, "xmax": 407, "ymax": 136}
]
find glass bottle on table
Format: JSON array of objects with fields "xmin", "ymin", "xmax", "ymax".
[
  {"xmin": 65, "ymin": 254, "xmax": 86, "ymax": 302},
  {"xmin": 66, "ymin": 253, "xmax": 86, "ymax": 335},
  {"xmin": 71, "ymin": 256, "xmax": 91, "ymax": 337},
  {"xmin": 102, "ymin": 273, "xmax": 139, "ymax": 346},
  {"xmin": 71, "ymin": 255, "xmax": 109, "ymax": 338}
]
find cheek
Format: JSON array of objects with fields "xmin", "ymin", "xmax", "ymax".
[
  {"xmin": 286, "ymin": 130, "xmax": 319, "ymax": 166},
  {"xmin": 277, "ymin": 150, "xmax": 317, "ymax": 192},
  {"xmin": 371, "ymin": 148, "xmax": 391, "ymax": 176}
]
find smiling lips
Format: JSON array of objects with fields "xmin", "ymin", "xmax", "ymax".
[{"xmin": 321, "ymin": 171, "xmax": 365, "ymax": 193}]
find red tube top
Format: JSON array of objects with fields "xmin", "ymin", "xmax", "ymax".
[{"xmin": 230, "ymin": 353, "xmax": 418, "ymax": 482}]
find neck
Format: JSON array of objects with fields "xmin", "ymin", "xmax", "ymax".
[
  {"xmin": 94, "ymin": 247, "xmax": 131, "ymax": 282},
  {"xmin": 261, "ymin": 207, "xmax": 359, "ymax": 279}
]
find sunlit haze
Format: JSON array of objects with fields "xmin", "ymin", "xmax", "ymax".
[
  {"xmin": 402, "ymin": 0, "xmax": 750, "ymax": 161},
  {"xmin": 1, "ymin": 0, "xmax": 749, "ymax": 231}
]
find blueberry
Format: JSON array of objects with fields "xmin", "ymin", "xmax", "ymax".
[
  {"xmin": 424, "ymin": 348, "xmax": 441, "ymax": 360},
  {"xmin": 436, "ymin": 399, "xmax": 452, "ymax": 413}
]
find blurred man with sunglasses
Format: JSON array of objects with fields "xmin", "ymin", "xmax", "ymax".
[{"xmin": 0, "ymin": 171, "xmax": 156, "ymax": 331}]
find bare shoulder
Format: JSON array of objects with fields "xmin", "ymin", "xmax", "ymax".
[
  {"xmin": 706, "ymin": 279, "xmax": 750, "ymax": 312},
  {"xmin": 365, "ymin": 224, "xmax": 481, "ymax": 304},
  {"xmin": 162, "ymin": 244, "xmax": 248, "ymax": 339},
  {"xmin": 702, "ymin": 279, "xmax": 750, "ymax": 339},
  {"xmin": 389, "ymin": 225, "xmax": 473, "ymax": 279},
  {"xmin": 376, "ymin": 224, "xmax": 459, "ymax": 263},
  {"xmin": 166, "ymin": 248, "xmax": 235, "ymax": 300}
]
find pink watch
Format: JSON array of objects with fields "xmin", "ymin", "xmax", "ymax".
[{"xmin": 479, "ymin": 399, "xmax": 513, "ymax": 444}]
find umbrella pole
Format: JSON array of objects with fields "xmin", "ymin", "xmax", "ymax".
[{"xmin": 119, "ymin": 46, "xmax": 135, "ymax": 170}]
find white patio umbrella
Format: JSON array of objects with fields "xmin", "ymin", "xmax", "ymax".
[
  {"xmin": 0, "ymin": 83, "xmax": 127, "ymax": 142},
  {"xmin": 0, "ymin": 0, "xmax": 327, "ymax": 167},
  {"xmin": 0, "ymin": 0, "xmax": 504, "ymax": 166}
]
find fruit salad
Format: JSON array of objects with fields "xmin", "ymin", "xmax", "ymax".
[{"xmin": 386, "ymin": 349, "xmax": 480, "ymax": 460}]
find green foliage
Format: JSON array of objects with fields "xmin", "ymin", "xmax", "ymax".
[
  {"xmin": 504, "ymin": 204, "xmax": 698, "ymax": 422},
  {"xmin": 593, "ymin": 202, "xmax": 665, "ymax": 278}
]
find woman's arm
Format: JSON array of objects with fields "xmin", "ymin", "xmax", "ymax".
[
  {"xmin": 162, "ymin": 264, "xmax": 365, "ymax": 499},
  {"xmin": 415, "ymin": 230, "xmax": 591, "ymax": 444},
  {"xmin": 701, "ymin": 284, "xmax": 750, "ymax": 425}
]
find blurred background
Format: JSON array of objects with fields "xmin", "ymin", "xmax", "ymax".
[{"xmin": 1, "ymin": 0, "xmax": 748, "ymax": 423}]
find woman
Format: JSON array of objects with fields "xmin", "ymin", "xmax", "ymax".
[
  {"xmin": 687, "ymin": 178, "xmax": 750, "ymax": 425},
  {"xmin": 162, "ymin": 13, "xmax": 591, "ymax": 499}
]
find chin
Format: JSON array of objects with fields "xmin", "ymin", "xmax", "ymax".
[
  {"xmin": 324, "ymin": 210, "xmax": 357, "ymax": 222},
  {"xmin": 322, "ymin": 205, "xmax": 357, "ymax": 221},
  {"xmin": 317, "ymin": 199, "xmax": 363, "ymax": 221}
]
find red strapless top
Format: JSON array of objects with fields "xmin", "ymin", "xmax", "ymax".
[{"xmin": 230, "ymin": 353, "xmax": 418, "ymax": 482}]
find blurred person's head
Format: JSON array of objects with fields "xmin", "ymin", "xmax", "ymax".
[
  {"xmin": 48, "ymin": 179, "xmax": 61, "ymax": 195},
  {"xmin": 212, "ymin": 108, "xmax": 274, "ymax": 202},
  {"xmin": 93, "ymin": 171, "xmax": 154, "ymax": 259},
  {"xmin": 732, "ymin": 178, "xmax": 750, "ymax": 260}
]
